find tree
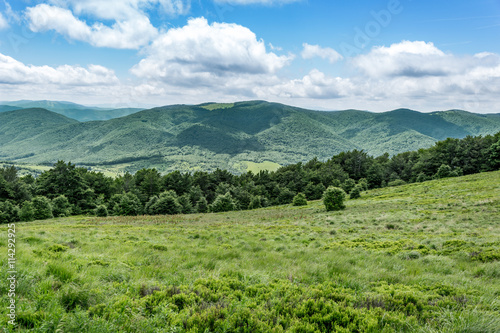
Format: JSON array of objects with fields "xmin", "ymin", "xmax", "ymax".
[
  {"xmin": 304, "ymin": 182, "xmax": 325, "ymax": 200},
  {"xmin": 0, "ymin": 201, "xmax": 19, "ymax": 224},
  {"xmin": 276, "ymin": 187, "xmax": 295, "ymax": 205},
  {"xmin": 195, "ymin": 197, "xmax": 209, "ymax": 213},
  {"xmin": 52, "ymin": 195, "xmax": 72, "ymax": 217},
  {"xmin": 149, "ymin": 192, "xmax": 182, "ymax": 215},
  {"xmin": 488, "ymin": 139, "xmax": 500, "ymax": 170},
  {"xmin": 36, "ymin": 161, "xmax": 88, "ymax": 206},
  {"xmin": 178, "ymin": 194, "xmax": 194, "ymax": 214},
  {"xmin": 32, "ymin": 196, "xmax": 53, "ymax": 220},
  {"xmin": 248, "ymin": 196, "xmax": 263, "ymax": 210},
  {"xmin": 323, "ymin": 187, "xmax": 346, "ymax": 211},
  {"xmin": 210, "ymin": 192, "xmax": 236, "ymax": 213},
  {"xmin": 134, "ymin": 168, "xmax": 161, "ymax": 202},
  {"xmin": 19, "ymin": 201, "xmax": 35, "ymax": 222},
  {"xmin": 292, "ymin": 193, "xmax": 307, "ymax": 206},
  {"xmin": 113, "ymin": 193, "xmax": 142, "ymax": 216}
]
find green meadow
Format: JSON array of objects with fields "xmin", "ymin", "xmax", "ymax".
[{"xmin": 1, "ymin": 171, "xmax": 499, "ymax": 332}]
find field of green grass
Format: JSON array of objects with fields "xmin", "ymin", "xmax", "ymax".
[{"xmin": 1, "ymin": 171, "xmax": 499, "ymax": 332}]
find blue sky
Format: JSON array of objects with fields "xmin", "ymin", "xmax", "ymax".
[{"xmin": 0, "ymin": 0, "xmax": 499, "ymax": 112}]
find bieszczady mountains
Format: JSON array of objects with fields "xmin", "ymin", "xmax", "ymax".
[{"xmin": 1, "ymin": 100, "xmax": 500, "ymax": 174}]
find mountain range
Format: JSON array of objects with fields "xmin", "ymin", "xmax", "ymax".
[
  {"xmin": 0, "ymin": 100, "xmax": 143, "ymax": 122},
  {"xmin": 1, "ymin": 100, "xmax": 499, "ymax": 174}
]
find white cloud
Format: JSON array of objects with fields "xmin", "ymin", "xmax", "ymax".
[
  {"xmin": 256, "ymin": 69, "xmax": 353, "ymax": 99},
  {"xmin": 26, "ymin": 4, "xmax": 158, "ymax": 49},
  {"xmin": 131, "ymin": 17, "xmax": 293, "ymax": 85},
  {"xmin": 251, "ymin": 41, "xmax": 500, "ymax": 112},
  {"xmin": 301, "ymin": 43, "xmax": 343, "ymax": 63},
  {"xmin": 214, "ymin": 0, "xmax": 300, "ymax": 5},
  {"xmin": 352, "ymin": 41, "xmax": 455, "ymax": 77},
  {"xmin": 47, "ymin": 0, "xmax": 190, "ymax": 20},
  {"xmin": 0, "ymin": 52, "xmax": 119, "ymax": 85},
  {"xmin": 0, "ymin": 12, "xmax": 8, "ymax": 30}
]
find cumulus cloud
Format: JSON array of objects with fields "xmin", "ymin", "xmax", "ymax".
[
  {"xmin": 351, "ymin": 41, "xmax": 456, "ymax": 77},
  {"xmin": 0, "ymin": 52, "xmax": 119, "ymax": 85},
  {"xmin": 253, "ymin": 41, "xmax": 500, "ymax": 112},
  {"xmin": 47, "ymin": 0, "xmax": 190, "ymax": 19},
  {"xmin": 26, "ymin": 4, "xmax": 158, "ymax": 49},
  {"xmin": 256, "ymin": 69, "xmax": 353, "ymax": 99},
  {"xmin": 301, "ymin": 43, "xmax": 343, "ymax": 63},
  {"xmin": 131, "ymin": 17, "xmax": 293, "ymax": 85},
  {"xmin": 0, "ymin": 12, "xmax": 8, "ymax": 30}
]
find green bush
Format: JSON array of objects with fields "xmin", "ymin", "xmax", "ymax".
[
  {"xmin": 388, "ymin": 179, "xmax": 406, "ymax": 187},
  {"xmin": 292, "ymin": 193, "xmax": 307, "ymax": 206},
  {"xmin": 436, "ymin": 164, "xmax": 452, "ymax": 179},
  {"xmin": 210, "ymin": 192, "xmax": 237, "ymax": 213},
  {"xmin": 0, "ymin": 201, "xmax": 19, "ymax": 224},
  {"xmin": 19, "ymin": 201, "xmax": 35, "ymax": 222},
  {"xmin": 95, "ymin": 205, "xmax": 108, "ymax": 217},
  {"xmin": 52, "ymin": 195, "xmax": 72, "ymax": 217},
  {"xmin": 32, "ymin": 196, "xmax": 53, "ymax": 220},
  {"xmin": 113, "ymin": 193, "xmax": 142, "ymax": 216},
  {"xmin": 342, "ymin": 178, "xmax": 356, "ymax": 194},
  {"xmin": 149, "ymin": 191, "xmax": 182, "ymax": 215},
  {"xmin": 248, "ymin": 196, "xmax": 263, "ymax": 210},
  {"xmin": 349, "ymin": 185, "xmax": 362, "ymax": 199},
  {"xmin": 323, "ymin": 187, "xmax": 346, "ymax": 211}
]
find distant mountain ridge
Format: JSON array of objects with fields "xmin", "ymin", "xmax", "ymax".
[
  {"xmin": 1, "ymin": 100, "xmax": 499, "ymax": 174},
  {"xmin": 0, "ymin": 100, "xmax": 144, "ymax": 122}
]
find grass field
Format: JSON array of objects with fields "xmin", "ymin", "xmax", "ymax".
[{"xmin": 1, "ymin": 171, "xmax": 499, "ymax": 332}]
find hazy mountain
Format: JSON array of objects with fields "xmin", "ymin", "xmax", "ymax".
[
  {"xmin": 1, "ymin": 101, "xmax": 499, "ymax": 174},
  {"xmin": 0, "ymin": 100, "xmax": 143, "ymax": 122}
]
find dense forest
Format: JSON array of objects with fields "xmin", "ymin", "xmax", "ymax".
[{"xmin": 1, "ymin": 132, "xmax": 499, "ymax": 223}]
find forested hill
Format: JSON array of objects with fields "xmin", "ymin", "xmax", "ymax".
[{"xmin": 1, "ymin": 100, "xmax": 500, "ymax": 174}]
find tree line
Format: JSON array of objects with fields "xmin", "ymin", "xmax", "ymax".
[{"xmin": 1, "ymin": 132, "xmax": 499, "ymax": 223}]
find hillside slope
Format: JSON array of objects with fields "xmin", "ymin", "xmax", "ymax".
[
  {"xmin": 1, "ymin": 101, "xmax": 500, "ymax": 173},
  {"xmin": 1, "ymin": 171, "xmax": 498, "ymax": 331},
  {"xmin": 0, "ymin": 100, "xmax": 143, "ymax": 122}
]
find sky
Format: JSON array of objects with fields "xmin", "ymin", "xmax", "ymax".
[{"xmin": 0, "ymin": 0, "xmax": 499, "ymax": 112}]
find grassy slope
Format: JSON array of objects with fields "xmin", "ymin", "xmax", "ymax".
[
  {"xmin": 1, "ymin": 102, "xmax": 500, "ymax": 173},
  {"xmin": 0, "ymin": 171, "xmax": 499, "ymax": 332}
]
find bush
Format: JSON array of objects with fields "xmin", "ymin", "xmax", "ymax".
[
  {"xmin": 248, "ymin": 196, "xmax": 263, "ymax": 210},
  {"xmin": 19, "ymin": 201, "xmax": 35, "ymax": 222},
  {"xmin": 323, "ymin": 187, "xmax": 346, "ymax": 211},
  {"xmin": 416, "ymin": 172, "xmax": 428, "ymax": 183},
  {"xmin": 95, "ymin": 205, "xmax": 108, "ymax": 217},
  {"xmin": 304, "ymin": 182, "xmax": 326, "ymax": 200},
  {"xmin": 436, "ymin": 164, "xmax": 452, "ymax": 179},
  {"xmin": 150, "ymin": 192, "xmax": 182, "ymax": 215},
  {"xmin": 32, "ymin": 196, "xmax": 53, "ymax": 220},
  {"xmin": 341, "ymin": 178, "xmax": 356, "ymax": 194},
  {"xmin": 357, "ymin": 178, "xmax": 368, "ymax": 191},
  {"xmin": 52, "ymin": 195, "xmax": 72, "ymax": 217},
  {"xmin": 388, "ymin": 179, "xmax": 406, "ymax": 187},
  {"xmin": 349, "ymin": 185, "xmax": 362, "ymax": 199},
  {"xmin": 0, "ymin": 201, "xmax": 19, "ymax": 224},
  {"xmin": 145, "ymin": 196, "xmax": 158, "ymax": 215},
  {"xmin": 277, "ymin": 187, "xmax": 295, "ymax": 205},
  {"xmin": 210, "ymin": 192, "xmax": 237, "ymax": 213},
  {"xmin": 292, "ymin": 193, "xmax": 307, "ymax": 206},
  {"xmin": 113, "ymin": 193, "xmax": 142, "ymax": 216}
]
